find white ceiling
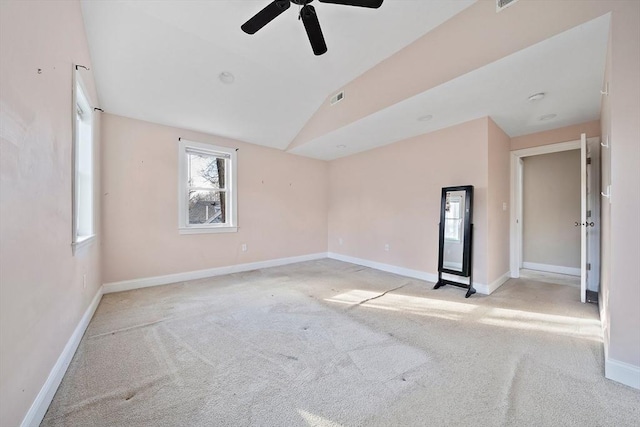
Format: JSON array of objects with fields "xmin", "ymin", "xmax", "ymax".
[
  {"xmin": 291, "ymin": 14, "xmax": 610, "ymax": 160},
  {"xmin": 82, "ymin": 2, "xmax": 610, "ymax": 161},
  {"xmin": 81, "ymin": 0, "xmax": 476, "ymax": 150}
]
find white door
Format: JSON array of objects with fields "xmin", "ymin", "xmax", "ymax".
[
  {"xmin": 580, "ymin": 134, "xmax": 587, "ymax": 303},
  {"xmin": 579, "ymin": 133, "xmax": 602, "ymax": 303}
]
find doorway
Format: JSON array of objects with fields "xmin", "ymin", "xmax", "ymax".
[{"xmin": 510, "ymin": 136, "xmax": 601, "ymax": 303}]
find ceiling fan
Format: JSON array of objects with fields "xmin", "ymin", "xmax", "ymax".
[{"xmin": 241, "ymin": 0, "xmax": 384, "ymax": 56}]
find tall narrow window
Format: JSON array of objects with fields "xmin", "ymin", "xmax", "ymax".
[
  {"xmin": 178, "ymin": 139, "xmax": 237, "ymax": 233},
  {"xmin": 72, "ymin": 70, "xmax": 95, "ymax": 253}
]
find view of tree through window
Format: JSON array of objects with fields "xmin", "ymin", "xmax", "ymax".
[{"xmin": 187, "ymin": 152, "xmax": 227, "ymax": 225}]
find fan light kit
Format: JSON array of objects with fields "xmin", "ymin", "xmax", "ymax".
[
  {"xmin": 527, "ymin": 92, "xmax": 545, "ymax": 102},
  {"xmin": 417, "ymin": 114, "xmax": 433, "ymax": 122},
  {"xmin": 241, "ymin": 0, "xmax": 384, "ymax": 56},
  {"xmin": 337, "ymin": 144, "xmax": 347, "ymax": 149}
]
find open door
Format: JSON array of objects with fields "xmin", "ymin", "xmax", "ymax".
[
  {"xmin": 580, "ymin": 134, "xmax": 587, "ymax": 303},
  {"xmin": 580, "ymin": 133, "xmax": 601, "ymax": 303}
]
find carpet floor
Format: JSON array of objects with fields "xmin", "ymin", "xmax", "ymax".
[{"xmin": 42, "ymin": 259, "xmax": 639, "ymax": 426}]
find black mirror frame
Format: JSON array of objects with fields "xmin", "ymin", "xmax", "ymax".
[
  {"xmin": 437, "ymin": 185, "xmax": 473, "ymax": 276},
  {"xmin": 435, "ymin": 185, "xmax": 476, "ymax": 298}
]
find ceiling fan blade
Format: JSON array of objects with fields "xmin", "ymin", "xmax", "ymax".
[
  {"xmin": 241, "ymin": 0, "xmax": 290, "ymax": 35},
  {"xmin": 318, "ymin": 0, "xmax": 384, "ymax": 8},
  {"xmin": 301, "ymin": 5, "xmax": 327, "ymax": 56}
]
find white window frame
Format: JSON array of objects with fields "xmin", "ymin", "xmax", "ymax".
[
  {"xmin": 72, "ymin": 67, "xmax": 96, "ymax": 255},
  {"xmin": 444, "ymin": 195, "xmax": 462, "ymax": 242},
  {"xmin": 178, "ymin": 139, "xmax": 238, "ymax": 234}
]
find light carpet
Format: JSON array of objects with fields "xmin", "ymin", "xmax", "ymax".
[{"xmin": 42, "ymin": 259, "xmax": 639, "ymax": 426}]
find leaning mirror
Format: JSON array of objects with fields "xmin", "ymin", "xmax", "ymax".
[{"xmin": 434, "ymin": 185, "xmax": 475, "ymax": 297}]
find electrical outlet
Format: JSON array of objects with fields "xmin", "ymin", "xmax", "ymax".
[
  {"xmin": 384, "ymin": 244, "xmax": 390, "ymax": 252},
  {"xmin": 338, "ymin": 238, "xmax": 343, "ymax": 245},
  {"xmin": 503, "ymin": 202, "xmax": 507, "ymax": 211},
  {"xmin": 83, "ymin": 274, "xmax": 87, "ymax": 289},
  {"xmin": 241, "ymin": 243, "xmax": 247, "ymax": 252}
]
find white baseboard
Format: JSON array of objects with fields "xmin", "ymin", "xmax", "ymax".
[
  {"xmin": 477, "ymin": 272, "xmax": 511, "ymax": 295},
  {"xmin": 21, "ymin": 286, "xmax": 104, "ymax": 427},
  {"xmin": 328, "ymin": 252, "xmax": 438, "ymax": 283},
  {"xmin": 103, "ymin": 252, "xmax": 327, "ymax": 294},
  {"xmin": 327, "ymin": 252, "xmax": 500, "ymax": 296},
  {"xmin": 522, "ymin": 262, "xmax": 580, "ymax": 276},
  {"xmin": 605, "ymin": 357, "xmax": 640, "ymax": 390}
]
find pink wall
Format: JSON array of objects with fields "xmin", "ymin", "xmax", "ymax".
[
  {"xmin": 289, "ymin": 1, "xmax": 617, "ymax": 152},
  {"xmin": 605, "ymin": 1, "xmax": 640, "ymax": 369},
  {"xmin": 0, "ymin": 1, "xmax": 102, "ymax": 425},
  {"xmin": 599, "ymin": 21, "xmax": 613, "ymax": 365},
  {"xmin": 487, "ymin": 119, "xmax": 511, "ymax": 284},
  {"xmin": 510, "ymin": 120, "xmax": 601, "ymax": 151},
  {"xmin": 328, "ymin": 118, "xmax": 491, "ymax": 286},
  {"xmin": 101, "ymin": 114, "xmax": 328, "ymax": 284}
]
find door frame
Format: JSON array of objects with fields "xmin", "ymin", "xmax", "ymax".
[{"xmin": 509, "ymin": 139, "xmax": 590, "ymax": 278}]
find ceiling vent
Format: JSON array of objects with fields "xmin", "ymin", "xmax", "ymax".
[
  {"xmin": 330, "ymin": 91, "xmax": 345, "ymax": 106},
  {"xmin": 496, "ymin": 0, "xmax": 520, "ymax": 12}
]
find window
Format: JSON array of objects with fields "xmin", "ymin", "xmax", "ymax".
[
  {"xmin": 72, "ymin": 69, "xmax": 95, "ymax": 254},
  {"xmin": 178, "ymin": 139, "xmax": 237, "ymax": 234},
  {"xmin": 444, "ymin": 195, "xmax": 462, "ymax": 242}
]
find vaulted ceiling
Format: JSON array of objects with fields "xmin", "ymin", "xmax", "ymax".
[{"xmin": 82, "ymin": 0, "xmax": 613, "ymax": 160}]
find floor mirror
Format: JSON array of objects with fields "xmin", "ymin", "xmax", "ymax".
[{"xmin": 434, "ymin": 185, "xmax": 475, "ymax": 297}]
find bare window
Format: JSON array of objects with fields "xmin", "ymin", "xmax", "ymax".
[
  {"xmin": 72, "ymin": 69, "xmax": 95, "ymax": 254},
  {"xmin": 178, "ymin": 140, "xmax": 237, "ymax": 233}
]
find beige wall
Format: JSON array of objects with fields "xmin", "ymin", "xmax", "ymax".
[
  {"xmin": 603, "ymin": 1, "xmax": 640, "ymax": 369},
  {"xmin": 511, "ymin": 120, "xmax": 601, "ymax": 151},
  {"xmin": 0, "ymin": 1, "xmax": 102, "ymax": 425},
  {"xmin": 101, "ymin": 114, "xmax": 328, "ymax": 284},
  {"xmin": 328, "ymin": 118, "xmax": 492, "ymax": 285},
  {"xmin": 487, "ymin": 119, "xmax": 511, "ymax": 284},
  {"xmin": 522, "ymin": 151, "xmax": 581, "ymax": 269}
]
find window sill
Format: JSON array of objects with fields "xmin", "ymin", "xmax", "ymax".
[
  {"xmin": 72, "ymin": 234, "xmax": 96, "ymax": 256},
  {"xmin": 179, "ymin": 226, "xmax": 238, "ymax": 235}
]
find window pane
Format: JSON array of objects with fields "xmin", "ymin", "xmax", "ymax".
[
  {"xmin": 188, "ymin": 153, "xmax": 225, "ymax": 189},
  {"xmin": 76, "ymin": 99, "xmax": 93, "ymax": 238},
  {"xmin": 188, "ymin": 190, "xmax": 227, "ymax": 224}
]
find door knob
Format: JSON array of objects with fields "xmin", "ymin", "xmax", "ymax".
[{"xmin": 575, "ymin": 222, "xmax": 581, "ymax": 226}]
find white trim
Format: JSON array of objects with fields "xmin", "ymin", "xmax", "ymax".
[
  {"xmin": 328, "ymin": 252, "xmax": 437, "ymax": 282},
  {"xmin": 179, "ymin": 226, "xmax": 238, "ymax": 234},
  {"xmin": 71, "ymin": 234, "xmax": 96, "ymax": 256},
  {"xmin": 521, "ymin": 262, "xmax": 581, "ymax": 277},
  {"xmin": 21, "ymin": 286, "xmax": 104, "ymax": 427},
  {"xmin": 605, "ymin": 358, "xmax": 640, "ymax": 390},
  {"xmin": 580, "ymin": 133, "xmax": 588, "ymax": 303},
  {"xmin": 510, "ymin": 139, "xmax": 586, "ymax": 278},
  {"xmin": 178, "ymin": 139, "xmax": 238, "ymax": 233},
  {"xmin": 481, "ymin": 272, "xmax": 511, "ymax": 295},
  {"xmin": 103, "ymin": 253, "xmax": 327, "ymax": 294},
  {"xmin": 327, "ymin": 253, "xmax": 503, "ymax": 296},
  {"xmin": 72, "ymin": 66, "xmax": 96, "ymax": 254},
  {"xmin": 512, "ymin": 140, "xmax": 581, "ymax": 158}
]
